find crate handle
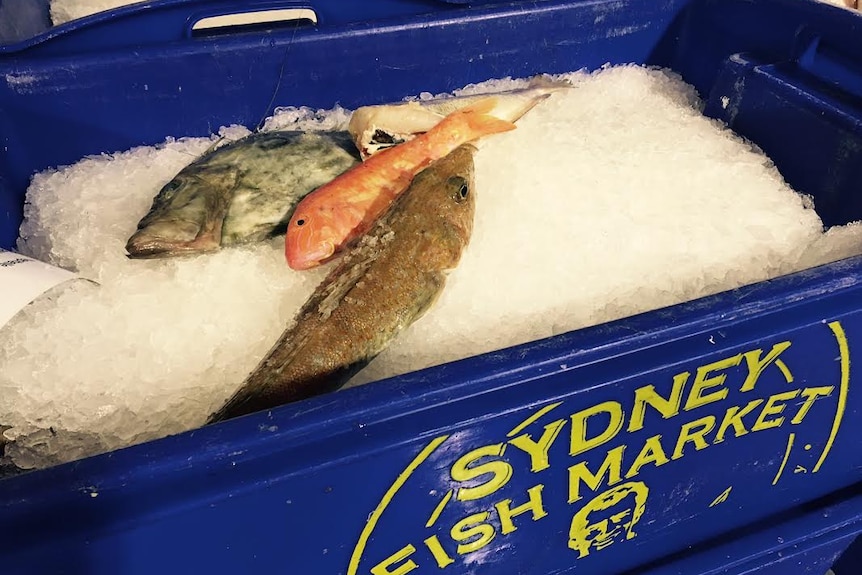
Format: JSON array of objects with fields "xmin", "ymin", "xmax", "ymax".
[
  {"xmin": 187, "ymin": 7, "xmax": 318, "ymax": 37},
  {"xmin": 796, "ymin": 36, "xmax": 862, "ymax": 100}
]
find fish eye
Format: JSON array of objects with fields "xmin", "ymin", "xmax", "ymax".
[
  {"xmin": 296, "ymin": 218, "xmax": 306, "ymax": 226},
  {"xmin": 448, "ymin": 176, "xmax": 469, "ymax": 202},
  {"xmin": 162, "ymin": 180, "xmax": 182, "ymax": 193}
]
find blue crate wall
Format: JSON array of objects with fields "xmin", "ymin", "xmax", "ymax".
[{"xmin": 0, "ymin": 1, "xmax": 861, "ymax": 574}]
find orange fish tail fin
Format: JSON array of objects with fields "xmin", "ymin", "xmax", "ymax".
[
  {"xmin": 465, "ymin": 111, "xmax": 518, "ymax": 137},
  {"xmin": 455, "ymin": 97, "xmax": 517, "ymax": 138}
]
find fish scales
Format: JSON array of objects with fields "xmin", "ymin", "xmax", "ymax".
[
  {"xmin": 126, "ymin": 130, "xmax": 360, "ymax": 258},
  {"xmin": 208, "ymin": 144, "xmax": 478, "ymax": 423}
]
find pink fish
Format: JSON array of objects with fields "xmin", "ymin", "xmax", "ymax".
[{"xmin": 285, "ymin": 97, "xmax": 515, "ymax": 270}]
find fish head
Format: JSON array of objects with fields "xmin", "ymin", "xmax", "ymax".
[
  {"xmin": 125, "ymin": 166, "xmax": 238, "ymax": 258},
  {"xmin": 436, "ymin": 145, "xmax": 477, "ymax": 241},
  {"xmin": 405, "ymin": 144, "xmax": 477, "ymax": 269},
  {"xmin": 285, "ymin": 203, "xmax": 341, "ymax": 270},
  {"xmin": 438, "ymin": 144, "xmax": 476, "ymax": 227}
]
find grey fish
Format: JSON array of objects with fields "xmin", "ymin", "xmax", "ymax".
[
  {"xmin": 207, "ymin": 144, "xmax": 478, "ymax": 423},
  {"xmin": 125, "ymin": 131, "xmax": 360, "ymax": 258}
]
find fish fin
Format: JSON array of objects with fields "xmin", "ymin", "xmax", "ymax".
[
  {"xmin": 198, "ymin": 167, "xmax": 240, "ymax": 246},
  {"xmin": 453, "ymin": 97, "xmax": 518, "ymax": 135},
  {"xmin": 411, "ymin": 274, "xmax": 446, "ymax": 322},
  {"xmin": 199, "ymin": 135, "xmax": 230, "ymax": 158},
  {"xmin": 464, "ymin": 113, "xmax": 518, "ymax": 137}
]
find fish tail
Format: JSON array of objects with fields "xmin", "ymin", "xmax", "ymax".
[
  {"xmin": 463, "ymin": 110, "xmax": 518, "ymax": 137},
  {"xmin": 454, "ymin": 96, "xmax": 517, "ymax": 137}
]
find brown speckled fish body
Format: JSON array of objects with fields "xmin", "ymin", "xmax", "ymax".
[{"xmin": 208, "ymin": 144, "xmax": 477, "ymax": 423}]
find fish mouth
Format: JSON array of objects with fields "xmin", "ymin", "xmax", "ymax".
[
  {"xmin": 288, "ymin": 241, "xmax": 336, "ymax": 270},
  {"xmin": 125, "ymin": 232, "xmax": 220, "ymax": 259}
]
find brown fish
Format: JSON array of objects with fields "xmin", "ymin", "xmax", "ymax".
[{"xmin": 208, "ymin": 144, "xmax": 478, "ymax": 423}]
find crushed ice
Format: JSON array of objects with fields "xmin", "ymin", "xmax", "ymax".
[{"xmin": 2, "ymin": 65, "xmax": 861, "ymax": 471}]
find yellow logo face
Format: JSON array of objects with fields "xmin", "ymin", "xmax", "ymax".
[
  {"xmin": 568, "ymin": 480, "xmax": 649, "ymax": 558},
  {"xmin": 347, "ymin": 321, "xmax": 851, "ymax": 575}
]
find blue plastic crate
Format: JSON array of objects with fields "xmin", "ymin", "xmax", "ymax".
[{"xmin": 0, "ymin": 1, "xmax": 861, "ymax": 574}]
